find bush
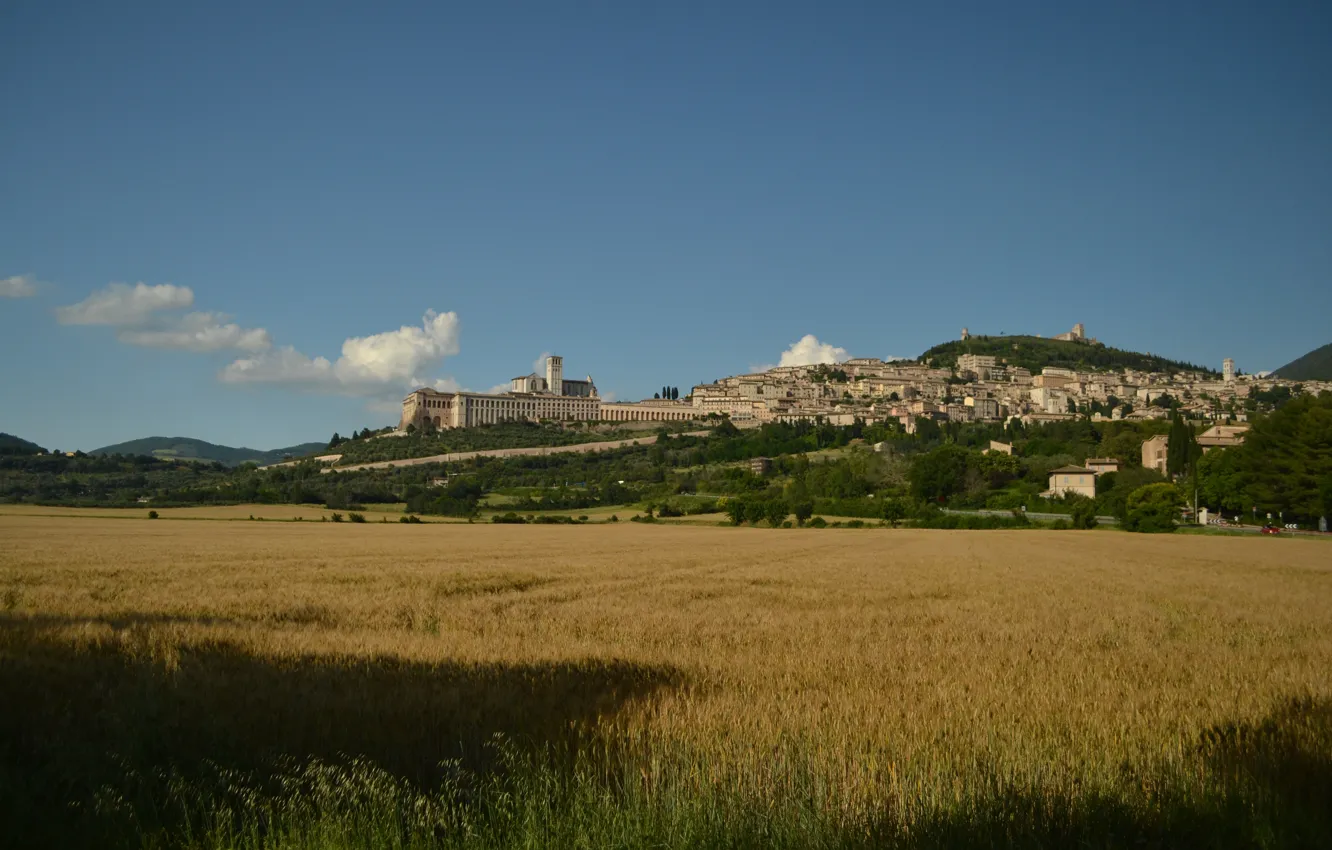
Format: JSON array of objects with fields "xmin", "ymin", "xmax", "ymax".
[
  {"xmin": 845, "ymin": 520, "xmax": 865, "ymax": 529},
  {"xmin": 147, "ymin": 510, "xmax": 158, "ymax": 520},
  {"xmin": 1050, "ymin": 518, "xmax": 1072, "ymax": 530},
  {"xmin": 914, "ymin": 513, "xmax": 1031, "ymax": 530},
  {"xmin": 792, "ymin": 500, "xmax": 814, "ymax": 526},
  {"xmin": 1125, "ymin": 483, "xmax": 1180, "ymax": 533},
  {"xmin": 684, "ymin": 499, "xmax": 720, "ymax": 516},
  {"xmin": 399, "ymin": 515, "xmax": 423, "ymax": 524},
  {"xmin": 880, "ymin": 498, "xmax": 907, "ymax": 527},
  {"xmin": 330, "ymin": 513, "xmax": 344, "ymax": 523},
  {"xmin": 808, "ymin": 516, "xmax": 827, "ymax": 528},
  {"xmin": 1070, "ymin": 499, "xmax": 1099, "ymax": 530},
  {"xmin": 348, "ymin": 512, "xmax": 366, "ymax": 523},
  {"xmin": 491, "ymin": 513, "xmax": 527, "ymax": 524},
  {"xmin": 724, "ymin": 500, "xmax": 746, "ymax": 526}
]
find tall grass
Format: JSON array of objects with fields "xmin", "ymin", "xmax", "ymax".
[{"xmin": 2, "ymin": 517, "xmax": 1330, "ymax": 847}]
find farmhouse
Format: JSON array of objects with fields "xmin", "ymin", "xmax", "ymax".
[{"xmin": 1046, "ymin": 465, "xmax": 1097, "ymax": 499}]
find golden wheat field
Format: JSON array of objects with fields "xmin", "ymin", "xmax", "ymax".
[{"xmin": 2, "ymin": 513, "xmax": 1331, "ymax": 847}]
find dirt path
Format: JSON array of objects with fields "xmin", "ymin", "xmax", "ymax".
[{"xmin": 322, "ymin": 431, "xmax": 710, "ymax": 474}]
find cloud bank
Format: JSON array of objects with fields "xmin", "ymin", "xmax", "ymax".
[
  {"xmin": 56, "ymin": 282, "xmax": 194, "ymax": 325},
  {"xmin": 118, "ymin": 311, "xmax": 272, "ymax": 352},
  {"xmin": 1, "ymin": 274, "xmax": 40, "ymax": 298},
  {"xmin": 56, "ymin": 282, "xmax": 270, "ymax": 352},
  {"xmin": 778, "ymin": 334, "xmax": 849, "ymax": 367},
  {"xmin": 220, "ymin": 310, "xmax": 461, "ymax": 395}
]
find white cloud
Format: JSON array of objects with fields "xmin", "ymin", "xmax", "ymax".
[
  {"xmin": 56, "ymin": 281, "xmax": 270, "ymax": 353},
  {"xmin": 1, "ymin": 274, "xmax": 39, "ymax": 298},
  {"xmin": 220, "ymin": 310, "xmax": 461, "ymax": 396},
  {"xmin": 56, "ymin": 282, "xmax": 194, "ymax": 325},
  {"xmin": 118, "ymin": 312, "xmax": 272, "ymax": 352},
  {"xmin": 532, "ymin": 351, "xmax": 552, "ymax": 375},
  {"xmin": 601, "ymin": 390, "xmax": 618, "ymax": 403},
  {"xmin": 778, "ymin": 334, "xmax": 849, "ymax": 367}
]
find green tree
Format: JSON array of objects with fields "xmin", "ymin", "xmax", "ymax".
[
  {"xmin": 1070, "ymin": 497, "xmax": 1098, "ymax": 530},
  {"xmin": 1196, "ymin": 448, "xmax": 1246, "ymax": 514},
  {"xmin": 1125, "ymin": 483, "xmax": 1180, "ymax": 533},
  {"xmin": 914, "ymin": 417, "xmax": 942, "ymax": 443},
  {"xmin": 1230, "ymin": 392, "xmax": 1332, "ymax": 520},
  {"xmin": 725, "ymin": 499, "xmax": 747, "ymax": 526},
  {"xmin": 880, "ymin": 497, "xmax": 906, "ymax": 527},
  {"xmin": 909, "ymin": 444, "xmax": 970, "ymax": 503},
  {"xmin": 764, "ymin": 499, "xmax": 789, "ymax": 528},
  {"xmin": 792, "ymin": 500, "xmax": 814, "ymax": 527},
  {"xmin": 1165, "ymin": 413, "xmax": 1200, "ymax": 479},
  {"xmin": 744, "ymin": 500, "xmax": 768, "ymax": 526}
]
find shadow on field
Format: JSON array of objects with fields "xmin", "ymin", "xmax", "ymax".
[
  {"xmin": 898, "ymin": 696, "xmax": 1332, "ymax": 849},
  {"xmin": 0, "ymin": 617, "xmax": 682, "ymax": 845},
  {"xmin": 2, "ymin": 616, "xmax": 1330, "ymax": 849}
]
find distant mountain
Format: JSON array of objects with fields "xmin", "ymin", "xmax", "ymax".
[
  {"xmin": 0, "ymin": 432, "xmax": 46, "ymax": 456},
  {"xmin": 1273, "ymin": 343, "xmax": 1332, "ymax": 382},
  {"xmin": 918, "ymin": 335, "xmax": 1216, "ymax": 377},
  {"xmin": 90, "ymin": 436, "xmax": 327, "ymax": 466}
]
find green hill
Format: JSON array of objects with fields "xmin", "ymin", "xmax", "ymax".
[
  {"xmin": 90, "ymin": 436, "xmax": 327, "ymax": 467},
  {"xmin": 1273, "ymin": 342, "xmax": 1332, "ymax": 382},
  {"xmin": 918, "ymin": 335, "xmax": 1215, "ymax": 376},
  {"xmin": 0, "ymin": 433, "xmax": 46, "ymax": 456}
]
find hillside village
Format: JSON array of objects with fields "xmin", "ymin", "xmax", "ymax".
[
  {"xmin": 398, "ymin": 324, "xmax": 1326, "ymax": 439},
  {"xmin": 688, "ymin": 324, "xmax": 1329, "ymax": 431}
]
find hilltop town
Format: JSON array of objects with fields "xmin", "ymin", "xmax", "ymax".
[{"xmin": 401, "ymin": 324, "xmax": 1329, "ymax": 434}]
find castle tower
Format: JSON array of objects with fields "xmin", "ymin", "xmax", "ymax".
[
  {"xmin": 961, "ymin": 327, "xmax": 970, "ymax": 341},
  {"xmin": 1073, "ymin": 322, "xmax": 1085, "ymax": 339},
  {"xmin": 1223, "ymin": 358, "xmax": 1235, "ymax": 383},
  {"xmin": 545, "ymin": 355, "xmax": 563, "ymax": 396}
]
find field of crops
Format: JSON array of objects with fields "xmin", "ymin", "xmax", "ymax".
[{"xmin": 2, "ymin": 514, "xmax": 1330, "ymax": 848}]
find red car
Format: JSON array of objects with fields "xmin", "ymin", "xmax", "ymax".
[{"xmin": 1261, "ymin": 525, "xmax": 1281, "ymax": 535}]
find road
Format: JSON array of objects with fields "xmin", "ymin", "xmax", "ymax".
[{"xmin": 942, "ymin": 507, "xmax": 1119, "ymax": 526}]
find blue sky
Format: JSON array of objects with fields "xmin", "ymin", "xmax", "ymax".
[{"xmin": 2, "ymin": 1, "xmax": 1329, "ymax": 450}]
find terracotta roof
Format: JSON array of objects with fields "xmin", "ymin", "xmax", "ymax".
[{"xmin": 1049, "ymin": 465, "xmax": 1094, "ymax": 474}]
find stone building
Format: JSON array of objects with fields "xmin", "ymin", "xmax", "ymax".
[
  {"xmin": 402, "ymin": 355, "xmax": 600, "ymax": 430},
  {"xmin": 600, "ymin": 401, "xmax": 702, "ymax": 423},
  {"xmin": 1142, "ymin": 434, "xmax": 1169, "ymax": 474}
]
